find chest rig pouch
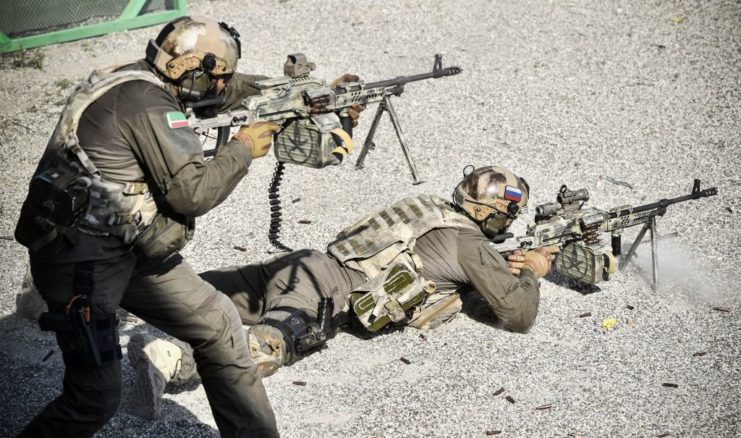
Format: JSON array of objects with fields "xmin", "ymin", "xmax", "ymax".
[
  {"xmin": 15, "ymin": 69, "xmax": 164, "ymax": 255},
  {"xmin": 15, "ymin": 157, "xmax": 91, "ymax": 254},
  {"xmin": 327, "ymin": 195, "xmax": 477, "ymax": 332}
]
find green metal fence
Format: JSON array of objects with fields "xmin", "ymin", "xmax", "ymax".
[{"xmin": 0, "ymin": 0, "xmax": 186, "ymax": 54}]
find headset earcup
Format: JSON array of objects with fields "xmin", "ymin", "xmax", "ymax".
[{"xmin": 178, "ymin": 69, "xmax": 213, "ymax": 101}]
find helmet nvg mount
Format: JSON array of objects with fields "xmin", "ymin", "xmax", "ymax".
[
  {"xmin": 452, "ymin": 165, "xmax": 529, "ymax": 239},
  {"xmin": 145, "ymin": 16, "xmax": 241, "ymax": 103}
]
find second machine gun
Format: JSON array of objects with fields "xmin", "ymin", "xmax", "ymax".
[{"xmin": 493, "ymin": 180, "xmax": 718, "ymax": 290}]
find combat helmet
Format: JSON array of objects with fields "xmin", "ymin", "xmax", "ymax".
[
  {"xmin": 145, "ymin": 16, "xmax": 241, "ymax": 102},
  {"xmin": 452, "ymin": 165, "xmax": 529, "ymax": 238}
]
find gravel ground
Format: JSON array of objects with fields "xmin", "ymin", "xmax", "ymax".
[{"xmin": 0, "ymin": 0, "xmax": 739, "ymax": 437}]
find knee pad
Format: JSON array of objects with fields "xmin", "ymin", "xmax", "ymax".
[
  {"xmin": 39, "ymin": 301, "xmax": 121, "ymax": 369},
  {"xmin": 261, "ymin": 298, "xmax": 334, "ymax": 363},
  {"xmin": 248, "ymin": 325, "xmax": 288, "ymax": 377}
]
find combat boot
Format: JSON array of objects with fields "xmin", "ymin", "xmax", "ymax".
[
  {"xmin": 126, "ymin": 333, "xmax": 183, "ymax": 420},
  {"xmin": 248, "ymin": 325, "xmax": 288, "ymax": 378}
]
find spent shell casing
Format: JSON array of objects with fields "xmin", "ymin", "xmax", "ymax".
[
  {"xmin": 536, "ymin": 404, "xmax": 552, "ymax": 411},
  {"xmin": 233, "ymin": 246, "xmax": 247, "ymax": 252},
  {"xmin": 626, "ymin": 305, "xmax": 635, "ymax": 310},
  {"xmin": 41, "ymin": 350, "xmax": 54, "ymax": 362},
  {"xmin": 506, "ymin": 396, "xmax": 515, "ymax": 404},
  {"xmin": 579, "ymin": 312, "xmax": 592, "ymax": 318},
  {"xmin": 692, "ymin": 352, "xmax": 707, "ymax": 357},
  {"xmin": 298, "ymin": 220, "xmax": 312, "ymax": 224},
  {"xmin": 656, "ymin": 433, "xmax": 670, "ymax": 437},
  {"xmin": 291, "ymin": 197, "xmax": 301, "ymax": 203},
  {"xmin": 400, "ymin": 357, "xmax": 411, "ymax": 364},
  {"xmin": 485, "ymin": 431, "xmax": 502, "ymax": 436},
  {"xmin": 292, "ymin": 381, "xmax": 307, "ymax": 386},
  {"xmin": 494, "ymin": 387, "xmax": 505, "ymax": 396},
  {"xmin": 662, "ymin": 382, "xmax": 678, "ymax": 388}
]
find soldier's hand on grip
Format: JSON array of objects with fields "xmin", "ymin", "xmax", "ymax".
[
  {"xmin": 506, "ymin": 250, "xmax": 526, "ymax": 276},
  {"xmin": 347, "ymin": 103, "xmax": 366, "ymax": 127},
  {"xmin": 329, "ymin": 73, "xmax": 360, "ymax": 88},
  {"xmin": 232, "ymin": 121, "xmax": 281, "ymax": 159},
  {"xmin": 330, "ymin": 74, "xmax": 365, "ymax": 126},
  {"xmin": 523, "ymin": 246, "xmax": 560, "ymax": 277}
]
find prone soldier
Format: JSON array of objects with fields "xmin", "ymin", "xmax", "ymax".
[{"xmin": 126, "ymin": 165, "xmax": 559, "ymax": 419}]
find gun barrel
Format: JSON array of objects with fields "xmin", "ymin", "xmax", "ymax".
[
  {"xmin": 609, "ymin": 185, "xmax": 717, "ymax": 218},
  {"xmin": 364, "ymin": 66, "xmax": 462, "ymax": 90}
]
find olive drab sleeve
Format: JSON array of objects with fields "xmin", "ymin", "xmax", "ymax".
[
  {"xmin": 456, "ymin": 228, "xmax": 540, "ymax": 333},
  {"xmin": 118, "ymin": 83, "xmax": 252, "ymax": 217},
  {"xmin": 220, "ymin": 73, "xmax": 268, "ymax": 111}
]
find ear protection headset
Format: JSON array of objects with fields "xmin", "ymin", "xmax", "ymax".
[{"xmin": 146, "ymin": 19, "xmax": 242, "ymax": 103}]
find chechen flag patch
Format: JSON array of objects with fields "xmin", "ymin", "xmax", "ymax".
[
  {"xmin": 165, "ymin": 111, "xmax": 189, "ymax": 129},
  {"xmin": 504, "ymin": 185, "xmax": 522, "ymax": 202}
]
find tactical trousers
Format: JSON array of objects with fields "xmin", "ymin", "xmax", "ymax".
[
  {"xmin": 21, "ymin": 251, "xmax": 278, "ymax": 438},
  {"xmin": 176, "ymin": 250, "xmax": 464, "ymax": 380},
  {"xmin": 200, "ymin": 249, "xmax": 366, "ymax": 325}
]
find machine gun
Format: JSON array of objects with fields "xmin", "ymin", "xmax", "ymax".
[
  {"xmin": 189, "ymin": 53, "xmax": 461, "ymax": 252},
  {"xmin": 493, "ymin": 180, "xmax": 718, "ymax": 290},
  {"xmin": 189, "ymin": 53, "xmax": 462, "ymax": 183}
]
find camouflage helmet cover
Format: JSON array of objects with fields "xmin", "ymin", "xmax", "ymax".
[
  {"xmin": 145, "ymin": 16, "xmax": 240, "ymax": 81},
  {"xmin": 452, "ymin": 165, "xmax": 529, "ymax": 236}
]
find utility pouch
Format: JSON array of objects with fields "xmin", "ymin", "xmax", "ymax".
[
  {"xmin": 15, "ymin": 163, "xmax": 90, "ymax": 254},
  {"xmin": 134, "ymin": 213, "xmax": 194, "ymax": 260},
  {"xmin": 350, "ymin": 262, "xmax": 428, "ymax": 332},
  {"xmin": 29, "ymin": 165, "xmax": 90, "ymax": 226}
]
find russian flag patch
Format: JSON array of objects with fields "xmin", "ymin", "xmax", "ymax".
[
  {"xmin": 504, "ymin": 185, "xmax": 522, "ymax": 202},
  {"xmin": 165, "ymin": 111, "xmax": 189, "ymax": 129}
]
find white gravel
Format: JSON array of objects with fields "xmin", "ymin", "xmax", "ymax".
[{"xmin": 0, "ymin": 0, "xmax": 739, "ymax": 437}]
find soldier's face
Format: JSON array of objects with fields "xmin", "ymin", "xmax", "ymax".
[{"xmin": 480, "ymin": 213, "xmax": 512, "ymax": 239}]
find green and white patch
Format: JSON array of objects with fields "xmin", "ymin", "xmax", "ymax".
[{"xmin": 165, "ymin": 111, "xmax": 189, "ymax": 129}]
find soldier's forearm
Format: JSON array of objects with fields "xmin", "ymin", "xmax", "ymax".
[
  {"xmin": 489, "ymin": 270, "xmax": 540, "ymax": 333},
  {"xmin": 163, "ymin": 139, "xmax": 251, "ymax": 216}
]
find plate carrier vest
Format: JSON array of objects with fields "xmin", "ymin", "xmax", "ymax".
[
  {"xmin": 327, "ymin": 195, "xmax": 478, "ymax": 331},
  {"xmin": 42, "ymin": 68, "xmax": 164, "ymax": 246}
]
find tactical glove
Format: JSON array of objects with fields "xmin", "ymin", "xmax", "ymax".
[
  {"xmin": 329, "ymin": 73, "xmax": 360, "ymax": 88},
  {"xmin": 327, "ymin": 74, "xmax": 366, "ymax": 127},
  {"xmin": 232, "ymin": 121, "xmax": 281, "ymax": 159},
  {"xmin": 346, "ymin": 103, "xmax": 366, "ymax": 127},
  {"xmin": 523, "ymin": 246, "xmax": 560, "ymax": 277}
]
